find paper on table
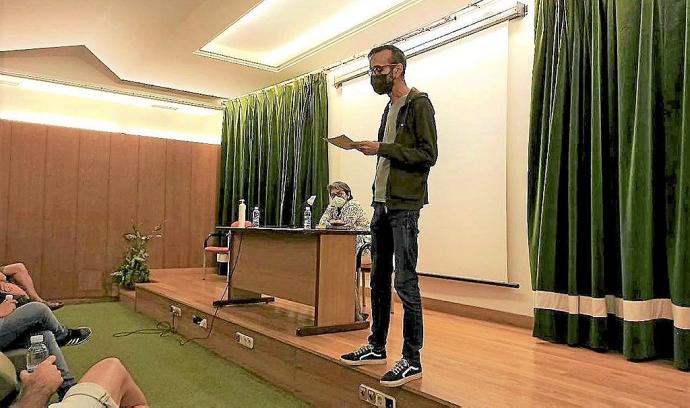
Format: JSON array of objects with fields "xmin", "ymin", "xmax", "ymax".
[{"xmin": 324, "ymin": 134, "xmax": 356, "ymax": 150}]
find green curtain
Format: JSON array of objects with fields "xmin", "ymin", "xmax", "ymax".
[
  {"xmin": 218, "ymin": 72, "xmax": 329, "ymax": 227},
  {"xmin": 528, "ymin": 0, "xmax": 690, "ymax": 370}
]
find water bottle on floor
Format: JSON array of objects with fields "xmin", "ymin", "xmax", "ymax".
[
  {"xmin": 252, "ymin": 207, "xmax": 260, "ymax": 227},
  {"xmin": 26, "ymin": 335, "xmax": 49, "ymax": 372},
  {"xmin": 304, "ymin": 206, "xmax": 312, "ymax": 229}
]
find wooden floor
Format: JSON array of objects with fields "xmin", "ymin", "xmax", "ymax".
[{"xmin": 136, "ymin": 269, "xmax": 689, "ymax": 408}]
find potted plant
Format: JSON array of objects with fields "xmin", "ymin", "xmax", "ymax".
[{"xmin": 112, "ymin": 224, "xmax": 162, "ymax": 290}]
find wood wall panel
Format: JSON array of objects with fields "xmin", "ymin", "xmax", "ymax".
[
  {"xmin": 0, "ymin": 119, "xmax": 219, "ymax": 300},
  {"xmin": 0, "ymin": 121, "xmax": 11, "ymax": 263},
  {"xmin": 107, "ymin": 134, "xmax": 139, "ymax": 276},
  {"xmin": 6, "ymin": 123, "xmax": 46, "ymax": 282},
  {"xmin": 137, "ymin": 137, "xmax": 166, "ymax": 269},
  {"xmin": 42, "ymin": 126, "xmax": 80, "ymax": 300},
  {"xmin": 74, "ymin": 130, "xmax": 111, "ymax": 297},
  {"xmin": 190, "ymin": 143, "xmax": 218, "ymax": 267},
  {"xmin": 164, "ymin": 140, "xmax": 192, "ymax": 268}
]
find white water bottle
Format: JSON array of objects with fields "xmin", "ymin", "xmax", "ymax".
[
  {"xmin": 26, "ymin": 335, "xmax": 49, "ymax": 372},
  {"xmin": 252, "ymin": 207, "xmax": 260, "ymax": 227},
  {"xmin": 304, "ymin": 206, "xmax": 312, "ymax": 229},
  {"xmin": 238, "ymin": 199, "xmax": 246, "ymax": 228}
]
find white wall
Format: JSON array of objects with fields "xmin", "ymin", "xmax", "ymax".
[
  {"xmin": 328, "ymin": 0, "xmax": 535, "ymax": 316},
  {"xmin": 0, "ymin": 78, "xmax": 223, "ymax": 144}
]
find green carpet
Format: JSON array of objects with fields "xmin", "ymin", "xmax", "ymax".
[{"xmin": 54, "ymin": 302, "xmax": 310, "ymax": 408}]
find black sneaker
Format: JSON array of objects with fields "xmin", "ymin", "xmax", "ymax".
[
  {"xmin": 59, "ymin": 327, "xmax": 92, "ymax": 347},
  {"xmin": 340, "ymin": 344, "xmax": 387, "ymax": 366},
  {"xmin": 380, "ymin": 358, "xmax": 422, "ymax": 387}
]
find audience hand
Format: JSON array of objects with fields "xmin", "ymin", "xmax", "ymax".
[
  {"xmin": 19, "ymin": 355, "xmax": 62, "ymax": 395},
  {"xmin": 0, "ymin": 299, "xmax": 17, "ymax": 317},
  {"xmin": 353, "ymin": 141, "xmax": 380, "ymax": 155}
]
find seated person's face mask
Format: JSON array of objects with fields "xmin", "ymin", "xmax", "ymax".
[{"xmin": 331, "ymin": 196, "xmax": 347, "ymax": 209}]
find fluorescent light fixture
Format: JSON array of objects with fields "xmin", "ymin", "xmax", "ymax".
[
  {"xmin": 0, "ymin": 73, "xmax": 219, "ymax": 116},
  {"xmin": 196, "ymin": 0, "xmax": 420, "ymax": 71},
  {"xmin": 332, "ymin": 0, "xmax": 526, "ymax": 86}
]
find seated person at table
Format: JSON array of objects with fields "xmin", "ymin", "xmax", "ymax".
[
  {"xmin": 0, "ymin": 263, "xmax": 63, "ymax": 310},
  {"xmin": 318, "ymin": 181, "xmax": 371, "ymax": 249},
  {"xmin": 0, "ymin": 300, "xmax": 92, "ymax": 400},
  {"xmin": 12, "ymin": 357, "xmax": 148, "ymax": 408}
]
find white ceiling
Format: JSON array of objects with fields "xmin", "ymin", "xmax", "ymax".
[{"xmin": 0, "ymin": 0, "xmax": 469, "ymax": 99}]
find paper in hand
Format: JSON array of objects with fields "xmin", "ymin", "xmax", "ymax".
[{"xmin": 324, "ymin": 135, "xmax": 356, "ymax": 150}]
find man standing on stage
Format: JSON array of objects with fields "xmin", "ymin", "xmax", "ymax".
[{"xmin": 341, "ymin": 44, "xmax": 438, "ymax": 387}]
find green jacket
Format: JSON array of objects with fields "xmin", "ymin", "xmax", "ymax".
[{"xmin": 374, "ymin": 87, "xmax": 438, "ymax": 210}]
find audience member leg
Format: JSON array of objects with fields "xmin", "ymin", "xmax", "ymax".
[
  {"xmin": 78, "ymin": 358, "xmax": 148, "ymax": 408},
  {"xmin": 37, "ymin": 330, "xmax": 76, "ymax": 399},
  {"xmin": 1, "ymin": 263, "xmax": 45, "ymax": 302}
]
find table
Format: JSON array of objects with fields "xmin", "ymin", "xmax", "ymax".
[{"xmin": 214, "ymin": 226, "xmax": 371, "ymax": 336}]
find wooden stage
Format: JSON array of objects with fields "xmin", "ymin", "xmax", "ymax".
[{"xmin": 131, "ymin": 269, "xmax": 689, "ymax": 407}]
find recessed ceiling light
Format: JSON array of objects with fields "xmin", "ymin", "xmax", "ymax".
[{"xmin": 196, "ymin": 0, "xmax": 421, "ymax": 71}]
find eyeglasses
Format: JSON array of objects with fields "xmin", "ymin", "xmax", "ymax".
[
  {"xmin": 368, "ymin": 64, "xmax": 398, "ymax": 76},
  {"xmin": 329, "ymin": 191, "xmax": 347, "ymax": 198}
]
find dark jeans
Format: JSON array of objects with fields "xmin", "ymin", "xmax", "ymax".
[
  {"xmin": 368, "ymin": 203, "xmax": 423, "ymax": 365},
  {"xmin": 0, "ymin": 302, "xmax": 75, "ymax": 397}
]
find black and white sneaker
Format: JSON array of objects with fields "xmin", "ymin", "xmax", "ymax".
[
  {"xmin": 59, "ymin": 327, "xmax": 92, "ymax": 347},
  {"xmin": 380, "ymin": 358, "xmax": 422, "ymax": 387},
  {"xmin": 340, "ymin": 344, "xmax": 387, "ymax": 366}
]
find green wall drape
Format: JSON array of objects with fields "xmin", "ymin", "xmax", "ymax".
[
  {"xmin": 218, "ymin": 73, "xmax": 329, "ymax": 227},
  {"xmin": 528, "ymin": 0, "xmax": 690, "ymax": 370}
]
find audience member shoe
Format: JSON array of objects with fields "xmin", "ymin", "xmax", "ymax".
[
  {"xmin": 59, "ymin": 327, "xmax": 92, "ymax": 347},
  {"xmin": 340, "ymin": 344, "xmax": 386, "ymax": 366},
  {"xmin": 44, "ymin": 300, "xmax": 64, "ymax": 311},
  {"xmin": 380, "ymin": 358, "xmax": 422, "ymax": 387}
]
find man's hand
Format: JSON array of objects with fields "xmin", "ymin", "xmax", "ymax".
[
  {"xmin": 353, "ymin": 141, "xmax": 380, "ymax": 156},
  {"xmin": 19, "ymin": 356, "xmax": 62, "ymax": 393},
  {"xmin": 330, "ymin": 220, "xmax": 347, "ymax": 226},
  {"xmin": 12, "ymin": 356, "xmax": 61, "ymax": 408},
  {"xmin": 0, "ymin": 299, "xmax": 17, "ymax": 317}
]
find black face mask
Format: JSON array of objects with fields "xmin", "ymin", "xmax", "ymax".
[{"xmin": 370, "ymin": 72, "xmax": 394, "ymax": 95}]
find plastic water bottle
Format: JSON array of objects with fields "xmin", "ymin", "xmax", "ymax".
[
  {"xmin": 26, "ymin": 335, "xmax": 49, "ymax": 372},
  {"xmin": 304, "ymin": 206, "xmax": 312, "ymax": 229},
  {"xmin": 252, "ymin": 207, "xmax": 260, "ymax": 227},
  {"xmin": 238, "ymin": 199, "xmax": 247, "ymax": 228}
]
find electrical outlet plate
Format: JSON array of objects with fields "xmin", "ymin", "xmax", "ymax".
[
  {"xmin": 235, "ymin": 332, "xmax": 254, "ymax": 349},
  {"xmin": 169, "ymin": 305, "xmax": 181, "ymax": 317},
  {"xmin": 359, "ymin": 384, "xmax": 395, "ymax": 408}
]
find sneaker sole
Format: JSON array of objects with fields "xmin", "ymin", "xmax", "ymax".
[
  {"xmin": 339, "ymin": 358, "xmax": 387, "ymax": 366},
  {"xmin": 380, "ymin": 372, "xmax": 423, "ymax": 387}
]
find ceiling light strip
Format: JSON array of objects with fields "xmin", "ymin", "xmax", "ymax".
[
  {"xmin": 0, "ymin": 70, "xmax": 225, "ymax": 111},
  {"xmin": 330, "ymin": 0, "xmax": 527, "ymax": 87}
]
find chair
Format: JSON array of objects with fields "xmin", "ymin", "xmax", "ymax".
[
  {"xmin": 356, "ymin": 243, "xmax": 372, "ymax": 310},
  {"xmin": 0, "ymin": 349, "xmax": 26, "ymax": 405},
  {"xmin": 356, "ymin": 243, "xmax": 394, "ymax": 315},
  {"xmin": 202, "ymin": 221, "xmax": 251, "ymax": 280}
]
